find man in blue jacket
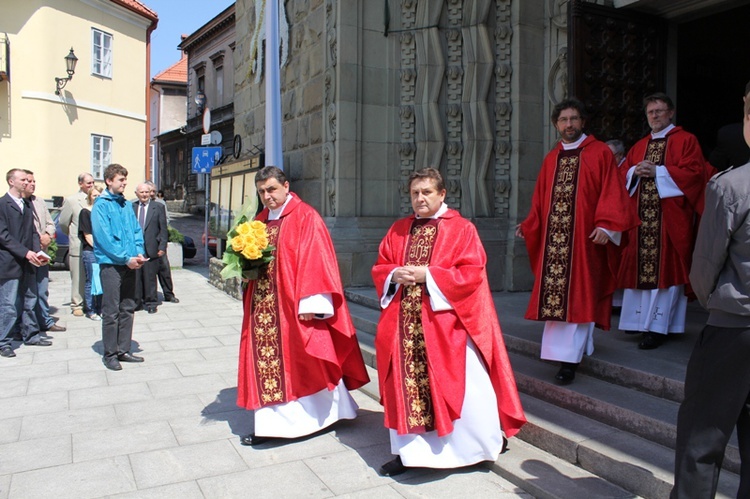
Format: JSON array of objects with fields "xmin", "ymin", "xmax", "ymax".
[{"xmin": 91, "ymin": 164, "xmax": 148, "ymax": 371}]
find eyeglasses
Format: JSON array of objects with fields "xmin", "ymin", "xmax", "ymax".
[
  {"xmin": 647, "ymin": 108, "xmax": 670, "ymax": 116},
  {"xmin": 557, "ymin": 116, "xmax": 582, "ymax": 124}
]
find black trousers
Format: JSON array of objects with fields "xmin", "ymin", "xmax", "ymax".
[
  {"xmin": 156, "ymin": 254, "xmax": 174, "ymax": 300},
  {"xmin": 135, "ymin": 258, "xmax": 159, "ymax": 308},
  {"xmin": 100, "ymin": 264, "xmax": 136, "ymax": 359},
  {"xmin": 672, "ymin": 325, "xmax": 750, "ymax": 498}
]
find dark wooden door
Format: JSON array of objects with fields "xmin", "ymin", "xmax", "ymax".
[{"xmin": 568, "ymin": 0, "xmax": 667, "ymax": 149}]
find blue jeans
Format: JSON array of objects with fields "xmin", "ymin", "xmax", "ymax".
[
  {"xmin": 82, "ymin": 250, "xmax": 101, "ymax": 315},
  {"xmin": 34, "ymin": 264, "xmax": 55, "ymax": 330},
  {"xmin": 0, "ymin": 270, "xmax": 41, "ymax": 348}
]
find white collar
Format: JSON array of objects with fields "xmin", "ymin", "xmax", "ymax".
[
  {"xmin": 651, "ymin": 123, "xmax": 675, "ymax": 139},
  {"xmin": 268, "ymin": 193, "xmax": 293, "ymax": 220},
  {"xmin": 561, "ymin": 133, "xmax": 588, "ymax": 150},
  {"xmin": 415, "ymin": 202, "xmax": 449, "ymax": 219}
]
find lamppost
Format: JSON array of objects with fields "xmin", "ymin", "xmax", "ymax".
[{"xmin": 54, "ymin": 47, "xmax": 78, "ymax": 95}]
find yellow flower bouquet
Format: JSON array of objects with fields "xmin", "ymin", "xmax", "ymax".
[{"xmin": 220, "ymin": 215, "xmax": 275, "ymax": 281}]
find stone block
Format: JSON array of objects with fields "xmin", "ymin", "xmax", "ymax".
[
  {"xmin": 130, "ymin": 440, "xmax": 247, "ymax": 489},
  {"xmin": 297, "ymin": 114, "xmax": 310, "ymax": 147},
  {"xmin": 115, "ymin": 395, "xmax": 208, "ymax": 425},
  {"xmin": 20, "ymin": 405, "xmax": 117, "ymax": 440},
  {"xmin": 302, "ymin": 146, "xmax": 322, "ymax": 179},
  {"xmin": 72, "ymin": 421, "xmax": 177, "ymax": 463},
  {"xmin": 0, "ymin": 391, "xmax": 68, "ymax": 420},
  {"xmin": 69, "ymin": 382, "xmax": 152, "ymax": 410},
  {"xmin": 0, "ymin": 435, "xmax": 71, "ymax": 475},
  {"xmin": 361, "ymin": 104, "xmax": 389, "ymax": 143},
  {"xmin": 303, "ymin": 75, "xmax": 324, "ymax": 113},
  {"xmin": 108, "ymin": 481, "xmax": 204, "ymax": 499},
  {"xmin": 309, "ymin": 110, "xmax": 323, "ymax": 145},
  {"xmin": 147, "ymin": 374, "xmax": 228, "ymax": 399}
]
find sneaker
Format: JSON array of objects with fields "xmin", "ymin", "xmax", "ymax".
[
  {"xmin": 72, "ymin": 309, "xmax": 84, "ymax": 317},
  {"xmin": 86, "ymin": 314, "xmax": 102, "ymax": 321}
]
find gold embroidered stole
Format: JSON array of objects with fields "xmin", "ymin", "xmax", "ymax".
[
  {"xmin": 636, "ymin": 138, "xmax": 667, "ymax": 289},
  {"xmin": 249, "ymin": 219, "xmax": 285, "ymax": 407},
  {"xmin": 397, "ymin": 218, "xmax": 439, "ymax": 432},
  {"xmin": 538, "ymin": 148, "xmax": 581, "ymax": 321}
]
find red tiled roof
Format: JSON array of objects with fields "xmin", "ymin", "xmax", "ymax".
[
  {"xmin": 110, "ymin": 0, "xmax": 158, "ymax": 24},
  {"xmin": 153, "ymin": 54, "xmax": 187, "ymax": 84}
]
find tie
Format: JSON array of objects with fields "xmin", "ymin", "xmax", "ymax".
[{"xmin": 138, "ymin": 203, "xmax": 146, "ymax": 229}]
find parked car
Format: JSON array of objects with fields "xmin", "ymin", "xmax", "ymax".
[
  {"xmin": 50, "ymin": 208, "xmax": 70, "ymax": 269},
  {"xmin": 202, "ymin": 232, "xmax": 218, "ymax": 257},
  {"xmin": 182, "ymin": 235, "xmax": 197, "ymax": 260}
]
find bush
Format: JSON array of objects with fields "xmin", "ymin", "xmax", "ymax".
[
  {"xmin": 168, "ymin": 226, "xmax": 185, "ymax": 244},
  {"xmin": 47, "ymin": 239, "xmax": 58, "ymax": 261}
]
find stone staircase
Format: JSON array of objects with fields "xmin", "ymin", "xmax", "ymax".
[{"xmin": 345, "ymin": 287, "xmax": 742, "ymax": 499}]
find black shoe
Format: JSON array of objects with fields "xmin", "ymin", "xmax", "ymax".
[
  {"xmin": 117, "ymin": 353, "xmax": 144, "ymax": 363},
  {"xmin": 103, "ymin": 357, "xmax": 122, "ymax": 371},
  {"xmin": 240, "ymin": 434, "xmax": 272, "ymax": 446},
  {"xmin": 379, "ymin": 456, "xmax": 407, "ymax": 477},
  {"xmin": 147, "ymin": 307, "xmax": 157, "ymax": 314},
  {"xmin": 638, "ymin": 332, "xmax": 665, "ymax": 350},
  {"xmin": 46, "ymin": 324, "xmax": 67, "ymax": 332},
  {"xmin": 165, "ymin": 297, "xmax": 180, "ymax": 303},
  {"xmin": 0, "ymin": 346, "xmax": 16, "ymax": 358},
  {"xmin": 24, "ymin": 339, "xmax": 53, "ymax": 347},
  {"xmin": 555, "ymin": 362, "xmax": 578, "ymax": 384}
]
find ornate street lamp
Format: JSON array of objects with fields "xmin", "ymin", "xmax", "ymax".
[{"xmin": 54, "ymin": 48, "xmax": 78, "ymax": 95}]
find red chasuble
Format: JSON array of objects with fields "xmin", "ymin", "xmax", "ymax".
[
  {"xmin": 372, "ymin": 210, "xmax": 526, "ymax": 438},
  {"xmin": 237, "ymin": 194, "xmax": 369, "ymax": 410},
  {"xmin": 617, "ymin": 127, "xmax": 711, "ymax": 292},
  {"xmin": 521, "ymin": 135, "xmax": 637, "ymax": 330}
]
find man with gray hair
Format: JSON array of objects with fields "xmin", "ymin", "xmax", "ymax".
[{"xmin": 59, "ymin": 172, "xmax": 95, "ymax": 317}]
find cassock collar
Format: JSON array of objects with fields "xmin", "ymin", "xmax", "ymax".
[
  {"xmin": 561, "ymin": 133, "xmax": 588, "ymax": 150},
  {"xmin": 415, "ymin": 202, "xmax": 449, "ymax": 220},
  {"xmin": 267, "ymin": 193, "xmax": 293, "ymax": 221},
  {"xmin": 651, "ymin": 124, "xmax": 675, "ymax": 139}
]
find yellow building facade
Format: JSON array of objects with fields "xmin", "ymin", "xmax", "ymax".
[{"xmin": 0, "ymin": 0, "xmax": 157, "ymax": 199}]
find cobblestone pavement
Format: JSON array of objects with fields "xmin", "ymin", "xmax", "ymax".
[{"xmin": 0, "ymin": 264, "xmax": 531, "ymax": 498}]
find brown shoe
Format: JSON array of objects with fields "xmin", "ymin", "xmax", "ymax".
[
  {"xmin": 72, "ymin": 309, "xmax": 84, "ymax": 317},
  {"xmin": 46, "ymin": 324, "xmax": 67, "ymax": 332}
]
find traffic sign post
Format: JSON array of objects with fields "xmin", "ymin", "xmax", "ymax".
[{"xmin": 192, "ymin": 146, "xmax": 222, "ymax": 174}]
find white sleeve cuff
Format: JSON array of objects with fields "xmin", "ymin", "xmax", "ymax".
[
  {"xmin": 597, "ymin": 227, "xmax": 622, "ymax": 246},
  {"xmin": 625, "ymin": 166, "xmax": 639, "ymax": 196},
  {"xmin": 298, "ymin": 293, "xmax": 334, "ymax": 319},
  {"xmin": 654, "ymin": 165, "xmax": 685, "ymax": 198},
  {"xmin": 380, "ymin": 269, "xmax": 400, "ymax": 309},
  {"xmin": 425, "ymin": 269, "xmax": 453, "ymax": 311}
]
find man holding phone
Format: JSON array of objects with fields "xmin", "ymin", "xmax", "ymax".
[{"xmin": 92, "ymin": 164, "xmax": 148, "ymax": 371}]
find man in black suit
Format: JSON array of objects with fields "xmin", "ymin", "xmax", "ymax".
[
  {"xmin": 132, "ymin": 183, "xmax": 168, "ymax": 314},
  {"xmin": 709, "ymin": 81, "xmax": 750, "ymax": 171},
  {"xmin": 0, "ymin": 169, "xmax": 50, "ymax": 358}
]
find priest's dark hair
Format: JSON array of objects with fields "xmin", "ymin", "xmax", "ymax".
[
  {"xmin": 255, "ymin": 166, "xmax": 288, "ymax": 185},
  {"xmin": 409, "ymin": 167, "xmax": 445, "ymax": 192},
  {"xmin": 551, "ymin": 98, "xmax": 587, "ymax": 124},
  {"xmin": 643, "ymin": 92, "xmax": 674, "ymax": 111}
]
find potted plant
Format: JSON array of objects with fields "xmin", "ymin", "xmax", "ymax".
[{"xmin": 167, "ymin": 226, "xmax": 184, "ymax": 268}]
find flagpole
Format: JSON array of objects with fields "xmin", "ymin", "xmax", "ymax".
[{"xmin": 265, "ymin": 0, "xmax": 283, "ymax": 170}]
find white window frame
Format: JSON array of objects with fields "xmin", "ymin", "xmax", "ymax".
[
  {"xmin": 92, "ymin": 28, "xmax": 113, "ymax": 78},
  {"xmin": 91, "ymin": 135, "xmax": 112, "ymax": 180}
]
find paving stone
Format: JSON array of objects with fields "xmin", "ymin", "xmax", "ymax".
[
  {"xmin": 109, "ymin": 481, "xmax": 204, "ymax": 499},
  {"xmin": 148, "ymin": 373, "xmax": 228, "ymax": 398},
  {"xmin": 197, "ymin": 461, "xmax": 334, "ymax": 498},
  {"xmin": 197, "ymin": 344, "xmax": 239, "ymax": 360},
  {"xmin": 69, "ymin": 381, "xmax": 153, "ymax": 409},
  {"xmin": 305, "ymin": 447, "xmax": 393, "ymax": 494},
  {"xmin": 67, "ymin": 356, "xmax": 111, "ymax": 373},
  {"xmin": 0, "ymin": 378, "xmax": 28, "ymax": 399},
  {"xmin": 0, "ymin": 417, "xmax": 21, "ymax": 445},
  {"xmin": 394, "ymin": 468, "xmax": 534, "ymax": 498},
  {"xmin": 0, "ymin": 434, "xmax": 71, "ymax": 474},
  {"xmin": 130, "ymin": 440, "xmax": 248, "ymax": 489},
  {"xmin": 181, "ymin": 325, "xmax": 236, "ymax": 339},
  {"xmin": 0, "ymin": 391, "xmax": 68, "ymax": 420},
  {"xmin": 168, "ymin": 410, "xmax": 251, "ymax": 446},
  {"xmin": 233, "ymin": 432, "xmax": 350, "ymax": 470},
  {"xmin": 29, "ymin": 346, "xmax": 99, "ymax": 364},
  {"xmin": 197, "ymin": 316, "xmax": 245, "ymax": 328},
  {"xmin": 72, "ymin": 421, "xmax": 178, "ymax": 462},
  {"xmin": 333, "ymin": 485, "xmax": 405, "ymax": 499},
  {"xmin": 174, "ymin": 358, "xmax": 238, "ymax": 377},
  {"xmin": 159, "ymin": 336, "xmax": 224, "ymax": 351},
  {"xmin": 0, "ymin": 474, "xmax": 10, "ymax": 499},
  {"xmin": 136, "ymin": 348, "xmax": 205, "ymax": 365},
  {"xmin": 8, "ymin": 455, "xmax": 136, "ymax": 498},
  {"xmin": 27, "ymin": 370, "xmax": 107, "ymax": 395},
  {"xmin": 20, "ymin": 405, "xmax": 118, "ymax": 440},
  {"xmin": 216, "ymin": 333, "xmax": 240, "ymax": 346},
  {"xmin": 106, "ymin": 363, "xmax": 184, "ymax": 386},
  {"xmin": 115, "ymin": 395, "xmax": 208, "ymax": 425},
  {"xmin": 1, "ymin": 359, "xmax": 66, "ymax": 379}
]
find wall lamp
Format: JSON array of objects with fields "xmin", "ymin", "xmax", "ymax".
[{"xmin": 54, "ymin": 48, "xmax": 78, "ymax": 95}]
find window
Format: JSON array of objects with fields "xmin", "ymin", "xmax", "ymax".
[
  {"xmin": 92, "ymin": 29, "xmax": 113, "ymax": 78},
  {"xmin": 215, "ymin": 65, "xmax": 224, "ymax": 106},
  {"xmin": 91, "ymin": 135, "xmax": 112, "ymax": 180}
]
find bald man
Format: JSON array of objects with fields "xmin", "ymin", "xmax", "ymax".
[{"xmin": 132, "ymin": 183, "xmax": 168, "ymax": 314}]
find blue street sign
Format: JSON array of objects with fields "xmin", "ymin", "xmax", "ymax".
[{"xmin": 192, "ymin": 147, "xmax": 223, "ymax": 174}]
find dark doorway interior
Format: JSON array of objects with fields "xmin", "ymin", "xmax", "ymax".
[{"xmin": 677, "ymin": 4, "xmax": 750, "ymax": 159}]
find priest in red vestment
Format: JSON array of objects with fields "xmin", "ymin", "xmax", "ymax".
[
  {"xmin": 517, "ymin": 98, "xmax": 637, "ymax": 383},
  {"xmin": 372, "ymin": 168, "xmax": 526, "ymax": 477},
  {"xmin": 616, "ymin": 93, "xmax": 713, "ymax": 350},
  {"xmin": 236, "ymin": 166, "xmax": 369, "ymax": 446}
]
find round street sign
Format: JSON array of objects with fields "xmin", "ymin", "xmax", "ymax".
[{"xmin": 202, "ymin": 107, "xmax": 211, "ymax": 134}]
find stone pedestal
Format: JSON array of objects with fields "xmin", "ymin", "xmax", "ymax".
[{"xmin": 167, "ymin": 242, "xmax": 183, "ymax": 268}]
